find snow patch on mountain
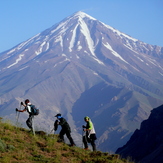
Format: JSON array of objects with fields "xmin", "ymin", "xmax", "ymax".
[
  {"xmin": 51, "ymin": 21, "xmax": 68, "ymax": 35},
  {"xmin": 123, "ymin": 44, "xmax": 139, "ymax": 54},
  {"xmin": 0, "ymin": 55, "xmax": 11, "ymax": 63},
  {"xmin": 84, "ymin": 50, "xmax": 104, "ymax": 65},
  {"xmin": 103, "ymin": 42, "xmax": 128, "ymax": 64},
  {"xmin": 35, "ymin": 41, "xmax": 47, "ymax": 55},
  {"xmin": 61, "ymin": 53, "xmax": 67, "ymax": 57},
  {"xmin": 93, "ymin": 57, "xmax": 104, "ymax": 65},
  {"xmin": 77, "ymin": 41, "xmax": 82, "ymax": 51},
  {"xmin": 54, "ymin": 58, "xmax": 70, "ymax": 68},
  {"xmin": 147, "ymin": 58, "xmax": 158, "ymax": 67},
  {"xmin": 7, "ymin": 54, "xmax": 24, "ymax": 68},
  {"xmin": 18, "ymin": 33, "xmax": 40, "ymax": 50},
  {"xmin": 72, "ymin": 11, "xmax": 96, "ymax": 21},
  {"xmin": 19, "ymin": 66, "xmax": 29, "ymax": 71},
  {"xmin": 69, "ymin": 25, "xmax": 78, "ymax": 52},
  {"xmin": 69, "ymin": 14, "xmax": 95, "ymax": 56},
  {"xmin": 55, "ymin": 35, "xmax": 63, "ymax": 50},
  {"xmin": 101, "ymin": 22, "xmax": 138, "ymax": 42},
  {"xmin": 159, "ymin": 72, "xmax": 163, "ymax": 76},
  {"xmin": 7, "ymin": 48, "xmax": 16, "ymax": 55},
  {"xmin": 136, "ymin": 56, "xmax": 144, "ymax": 62},
  {"xmin": 79, "ymin": 17, "xmax": 95, "ymax": 56}
]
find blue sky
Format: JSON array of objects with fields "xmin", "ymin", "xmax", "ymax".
[{"xmin": 0, "ymin": 0, "xmax": 162, "ymax": 53}]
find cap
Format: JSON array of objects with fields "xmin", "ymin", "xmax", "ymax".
[
  {"xmin": 84, "ymin": 116, "xmax": 90, "ymax": 121},
  {"xmin": 55, "ymin": 113, "xmax": 61, "ymax": 117}
]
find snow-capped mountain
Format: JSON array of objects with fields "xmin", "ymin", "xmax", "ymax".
[{"xmin": 0, "ymin": 11, "xmax": 163, "ymax": 152}]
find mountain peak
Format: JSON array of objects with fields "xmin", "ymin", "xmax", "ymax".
[{"xmin": 72, "ymin": 11, "xmax": 96, "ymax": 20}]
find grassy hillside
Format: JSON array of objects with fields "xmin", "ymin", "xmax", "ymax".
[{"xmin": 0, "ymin": 118, "xmax": 134, "ymax": 163}]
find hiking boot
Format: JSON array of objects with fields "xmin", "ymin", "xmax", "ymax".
[
  {"xmin": 92, "ymin": 145, "xmax": 96, "ymax": 151},
  {"xmin": 84, "ymin": 148, "xmax": 89, "ymax": 150},
  {"xmin": 57, "ymin": 139, "xmax": 64, "ymax": 143},
  {"xmin": 69, "ymin": 144, "xmax": 76, "ymax": 147}
]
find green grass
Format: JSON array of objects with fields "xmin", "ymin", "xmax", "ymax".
[{"xmin": 0, "ymin": 118, "xmax": 134, "ymax": 163}]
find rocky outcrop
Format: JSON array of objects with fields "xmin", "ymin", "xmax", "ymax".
[{"xmin": 116, "ymin": 104, "xmax": 163, "ymax": 163}]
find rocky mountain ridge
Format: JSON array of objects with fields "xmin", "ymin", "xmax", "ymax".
[{"xmin": 116, "ymin": 104, "xmax": 163, "ymax": 163}]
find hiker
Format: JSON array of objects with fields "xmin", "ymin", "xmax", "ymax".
[
  {"xmin": 16, "ymin": 99, "xmax": 35, "ymax": 131},
  {"xmin": 54, "ymin": 113, "xmax": 76, "ymax": 147},
  {"xmin": 82, "ymin": 116, "xmax": 97, "ymax": 151}
]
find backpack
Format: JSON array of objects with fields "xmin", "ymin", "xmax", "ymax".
[{"xmin": 30, "ymin": 105, "xmax": 39, "ymax": 115}]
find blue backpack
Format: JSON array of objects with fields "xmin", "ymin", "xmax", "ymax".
[{"xmin": 30, "ymin": 105, "xmax": 39, "ymax": 115}]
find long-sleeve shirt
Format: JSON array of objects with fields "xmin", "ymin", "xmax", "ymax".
[{"xmin": 57, "ymin": 117, "xmax": 71, "ymax": 132}]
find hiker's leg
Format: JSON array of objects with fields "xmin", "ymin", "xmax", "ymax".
[
  {"xmin": 26, "ymin": 115, "xmax": 33, "ymax": 129},
  {"xmin": 66, "ymin": 131, "xmax": 75, "ymax": 146},
  {"xmin": 83, "ymin": 136, "xmax": 88, "ymax": 149},
  {"xmin": 90, "ymin": 139, "xmax": 96, "ymax": 151},
  {"xmin": 59, "ymin": 129, "xmax": 65, "ymax": 142}
]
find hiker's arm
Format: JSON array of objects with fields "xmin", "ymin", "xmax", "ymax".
[
  {"xmin": 54, "ymin": 120, "xmax": 59, "ymax": 131},
  {"xmin": 15, "ymin": 101, "xmax": 29, "ymax": 112},
  {"xmin": 16, "ymin": 108, "xmax": 26, "ymax": 112},
  {"xmin": 84, "ymin": 121, "xmax": 92, "ymax": 131},
  {"xmin": 16, "ymin": 102, "xmax": 27, "ymax": 112}
]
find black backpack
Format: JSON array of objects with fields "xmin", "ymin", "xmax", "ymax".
[{"xmin": 30, "ymin": 105, "xmax": 39, "ymax": 115}]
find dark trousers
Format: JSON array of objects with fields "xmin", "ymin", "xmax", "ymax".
[
  {"xmin": 59, "ymin": 129, "xmax": 75, "ymax": 146},
  {"xmin": 83, "ymin": 134, "xmax": 96, "ymax": 151},
  {"xmin": 26, "ymin": 114, "xmax": 34, "ymax": 129}
]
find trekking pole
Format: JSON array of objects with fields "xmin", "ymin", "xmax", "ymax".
[
  {"xmin": 32, "ymin": 116, "xmax": 35, "ymax": 136},
  {"xmin": 15, "ymin": 104, "xmax": 21, "ymax": 128},
  {"xmin": 82, "ymin": 129, "xmax": 84, "ymax": 149},
  {"xmin": 82, "ymin": 127, "xmax": 87, "ymax": 149},
  {"xmin": 50, "ymin": 128, "xmax": 54, "ymax": 134},
  {"xmin": 15, "ymin": 111, "xmax": 20, "ymax": 128}
]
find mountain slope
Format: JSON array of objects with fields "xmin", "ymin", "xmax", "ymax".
[
  {"xmin": 0, "ymin": 118, "xmax": 133, "ymax": 163},
  {"xmin": 0, "ymin": 11, "xmax": 163, "ymax": 152},
  {"xmin": 116, "ymin": 104, "xmax": 163, "ymax": 163}
]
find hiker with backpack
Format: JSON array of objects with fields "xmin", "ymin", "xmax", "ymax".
[
  {"xmin": 82, "ymin": 116, "xmax": 97, "ymax": 151},
  {"xmin": 54, "ymin": 113, "xmax": 76, "ymax": 147},
  {"xmin": 16, "ymin": 99, "xmax": 39, "ymax": 131}
]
